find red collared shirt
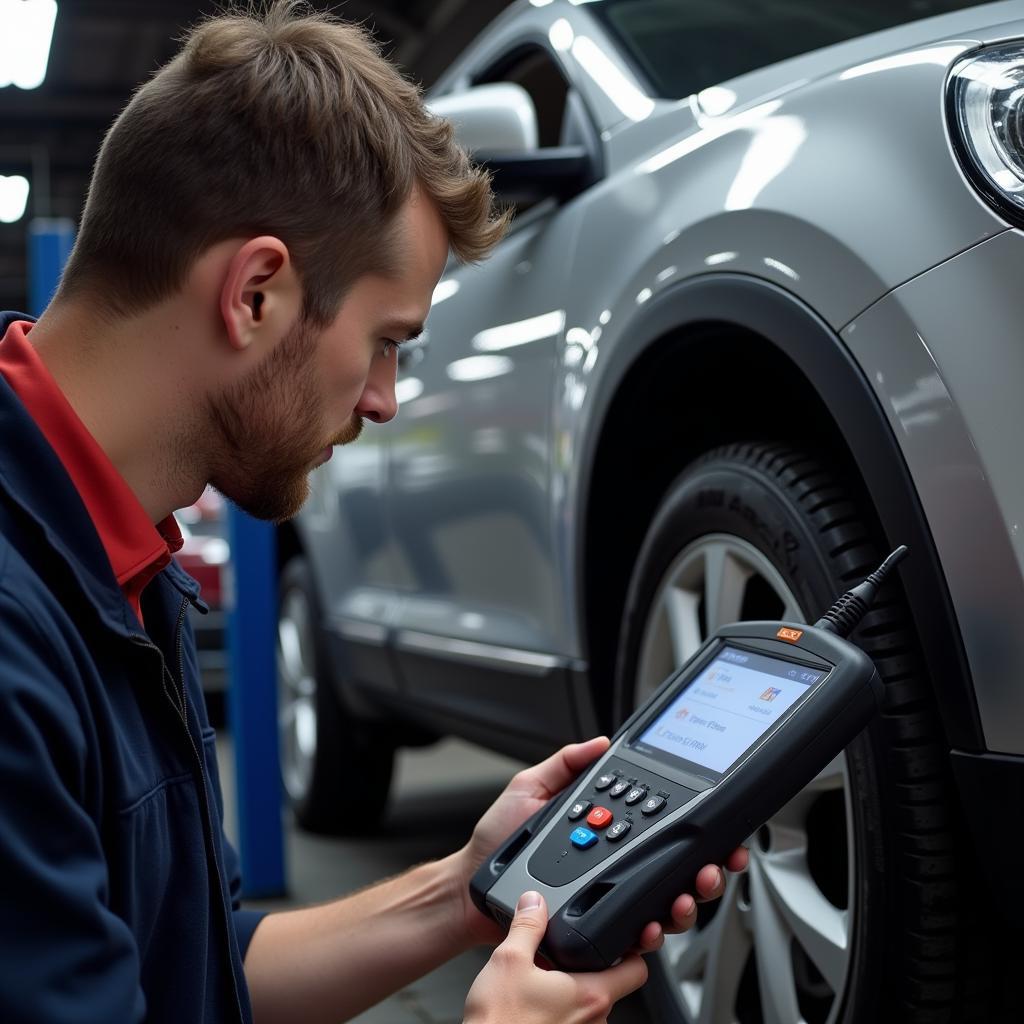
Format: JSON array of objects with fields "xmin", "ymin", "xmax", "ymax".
[{"xmin": 0, "ymin": 319, "xmax": 181, "ymax": 626}]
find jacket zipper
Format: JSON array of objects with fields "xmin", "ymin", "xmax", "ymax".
[{"xmin": 130, "ymin": 597, "xmax": 246, "ymax": 1024}]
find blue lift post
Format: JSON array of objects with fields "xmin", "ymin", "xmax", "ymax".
[
  {"xmin": 28, "ymin": 218, "xmax": 75, "ymax": 315},
  {"xmin": 226, "ymin": 510, "xmax": 287, "ymax": 898}
]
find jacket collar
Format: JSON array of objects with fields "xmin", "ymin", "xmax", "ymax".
[{"xmin": 0, "ymin": 311, "xmax": 205, "ymax": 637}]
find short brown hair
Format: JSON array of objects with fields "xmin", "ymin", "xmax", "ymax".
[{"xmin": 59, "ymin": 1, "xmax": 508, "ymax": 325}]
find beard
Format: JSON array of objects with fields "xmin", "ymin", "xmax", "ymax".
[{"xmin": 207, "ymin": 318, "xmax": 362, "ymax": 523}]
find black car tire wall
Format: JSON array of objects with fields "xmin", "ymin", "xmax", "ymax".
[
  {"xmin": 613, "ymin": 443, "xmax": 987, "ymax": 1023},
  {"xmin": 278, "ymin": 557, "xmax": 395, "ymax": 835}
]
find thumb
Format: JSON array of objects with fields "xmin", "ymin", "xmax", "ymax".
[{"xmin": 502, "ymin": 891, "xmax": 548, "ymax": 958}]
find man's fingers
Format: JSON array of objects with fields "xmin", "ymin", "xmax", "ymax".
[
  {"xmin": 502, "ymin": 891, "xmax": 549, "ymax": 958},
  {"xmin": 695, "ymin": 864, "xmax": 725, "ymax": 902},
  {"xmin": 670, "ymin": 893, "xmax": 698, "ymax": 927},
  {"xmin": 726, "ymin": 846, "xmax": 749, "ymax": 873},
  {"xmin": 692, "ymin": 848, "xmax": 747, "ymax": 902},
  {"xmin": 580, "ymin": 953, "xmax": 649, "ymax": 1005},
  {"xmin": 637, "ymin": 920, "xmax": 665, "ymax": 952},
  {"xmin": 517, "ymin": 737, "xmax": 610, "ymax": 798}
]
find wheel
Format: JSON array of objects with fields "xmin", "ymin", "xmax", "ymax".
[
  {"xmin": 614, "ymin": 443, "xmax": 979, "ymax": 1024},
  {"xmin": 277, "ymin": 556, "xmax": 394, "ymax": 835}
]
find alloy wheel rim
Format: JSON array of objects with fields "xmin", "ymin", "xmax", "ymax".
[
  {"xmin": 277, "ymin": 587, "xmax": 318, "ymax": 804},
  {"xmin": 636, "ymin": 534, "xmax": 855, "ymax": 1024}
]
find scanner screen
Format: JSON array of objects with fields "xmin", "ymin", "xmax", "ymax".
[{"xmin": 635, "ymin": 647, "xmax": 826, "ymax": 776}]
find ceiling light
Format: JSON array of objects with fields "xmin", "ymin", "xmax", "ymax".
[
  {"xmin": 0, "ymin": 176, "xmax": 30, "ymax": 222},
  {"xmin": 0, "ymin": 1, "xmax": 58, "ymax": 90}
]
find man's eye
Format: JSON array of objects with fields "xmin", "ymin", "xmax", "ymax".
[{"xmin": 381, "ymin": 339, "xmax": 398, "ymax": 358}]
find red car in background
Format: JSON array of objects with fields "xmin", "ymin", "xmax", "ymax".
[{"xmin": 174, "ymin": 486, "xmax": 229, "ymax": 699}]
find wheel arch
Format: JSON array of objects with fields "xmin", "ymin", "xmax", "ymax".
[{"xmin": 577, "ymin": 273, "xmax": 983, "ymax": 748}]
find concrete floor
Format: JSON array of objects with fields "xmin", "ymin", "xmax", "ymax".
[{"xmin": 218, "ymin": 735, "xmax": 650, "ymax": 1023}]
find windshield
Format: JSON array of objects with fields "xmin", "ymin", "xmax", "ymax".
[{"xmin": 588, "ymin": 0, "xmax": 997, "ymax": 99}]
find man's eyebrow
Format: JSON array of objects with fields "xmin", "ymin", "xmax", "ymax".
[{"xmin": 384, "ymin": 320, "xmax": 425, "ymax": 343}]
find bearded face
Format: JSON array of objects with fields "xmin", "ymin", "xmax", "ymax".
[{"xmin": 208, "ymin": 318, "xmax": 362, "ymax": 523}]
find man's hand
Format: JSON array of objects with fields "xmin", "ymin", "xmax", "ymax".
[
  {"xmin": 452, "ymin": 736, "xmax": 748, "ymax": 950},
  {"xmin": 464, "ymin": 891, "xmax": 647, "ymax": 1024}
]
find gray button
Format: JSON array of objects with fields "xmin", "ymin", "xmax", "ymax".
[
  {"xmin": 606, "ymin": 820, "xmax": 632, "ymax": 842},
  {"xmin": 641, "ymin": 795, "xmax": 667, "ymax": 816},
  {"xmin": 568, "ymin": 800, "xmax": 592, "ymax": 821}
]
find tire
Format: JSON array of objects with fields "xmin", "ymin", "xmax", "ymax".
[
  {"xmin": 277, "ymin": 556, "xmax": 394, "ymax": 835},
  {"xmin": 613, "ymin": 443, "xmax": 985, "ymax": 1024}
]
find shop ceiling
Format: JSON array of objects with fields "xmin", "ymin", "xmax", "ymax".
[{"xmin": 0, "ymin": 0, "xmax": 512, "ymax": 311}]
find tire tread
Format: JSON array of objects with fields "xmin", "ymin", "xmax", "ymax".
[{"xmin": 674, "ymin": 442, "xmax": 976, "ymax": 1019}]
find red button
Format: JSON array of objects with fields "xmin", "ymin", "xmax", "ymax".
[{"xmin": 586, "ymin": 806, "xmax": 613, "ymax": 829}]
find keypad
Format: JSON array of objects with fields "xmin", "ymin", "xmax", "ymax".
[
  {"xmin": 567, "ymin": 800, "xmax": 592, "ymax": 821},
  {"xmin": 530, "ymin": 758, "xmax": 697, "ymax": 887},
  {"xmin": 570, "ymin": 827, "xmax": 598, "ymax": 849},
  {"xmin": 641, "ymin": 794, "xmax": 667, "ymax": 816},
  {"xmin": 606, "ymin": 820, "xmax": 631, "ymax": 842}
]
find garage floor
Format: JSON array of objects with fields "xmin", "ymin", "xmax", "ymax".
[{"xmin": 218, "ymin": 735, "xmax": 649, "ymax": 1023}]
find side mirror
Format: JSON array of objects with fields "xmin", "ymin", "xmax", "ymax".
[
  {"xmin": 429, "ymin": 83, "xmax": 539, "ymax": 155},
  {"xmin": 429, "ymin": 83, "xmax": 597, "ymax": 204}
]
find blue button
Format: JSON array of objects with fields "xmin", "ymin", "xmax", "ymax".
[{"xmin": 570, "ymin": 827, "xmax": 599, "ymax": 849}]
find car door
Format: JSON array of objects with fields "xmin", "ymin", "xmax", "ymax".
[{"xmin": 381, "ymin": 43, "xmax": 597, "ymax": 746}]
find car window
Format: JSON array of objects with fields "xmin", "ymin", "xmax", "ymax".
[
  {"xmin": 475, "ymin": 45, "xmax": 572, "ymax": 148},
  {"xmin": 590, "ymin": 0, "xmax": 997, "ymax": 99}
]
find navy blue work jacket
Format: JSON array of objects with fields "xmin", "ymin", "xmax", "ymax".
[{"xmin": 0, "ymin": 312, "xmax": 262, "ymax": 1022}]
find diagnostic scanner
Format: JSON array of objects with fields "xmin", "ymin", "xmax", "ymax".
[{"xmin": 469, "ymin": 547, "xmax": 907, "ymax": 971}]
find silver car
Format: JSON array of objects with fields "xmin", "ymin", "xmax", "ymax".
[{"xmin": 278, "ymin": 1, "xmax": 1023, "ymax": 1020}]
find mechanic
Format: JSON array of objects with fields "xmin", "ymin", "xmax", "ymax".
[{"xmin": 0, "ymin": 4, "xmax": 746, "ymax": 1023}]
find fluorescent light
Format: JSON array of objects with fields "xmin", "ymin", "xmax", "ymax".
[
  {"xmin": 572, "ymin": 35, "xmax": 655, "ymax": 122},
  {"xmin": 472, "ymin": 310, "xmax": 565, "ymax": 352},
  {"xmin": 0, "ymin": 175, "xmax": 30, "ymax": 222},
  {"xmin": 0, "ymin": 1, "xmax": 58, "ymax": 90},
  {"xmin": 763, "ymin": 257, "xmax": 800, "ymax": 281},
  {"xmin": 698, "ymin": 86, "xmax": 738, "ymax": 117},
  {"xmin": 431, "ymin": 279, "xmax": 460, "ymax": 306},
  {"xmin": 637, "ymin": 100, "xmax": 783, "ymax": 175},
  {"xmin": 724, "ymin": 115, "xmax": 807, "ymax": 211},
  {"xmin": 549, "ymin": 18, "xmax": 574, "ymax": 53},
  {"xmin": 446, "ymin": 355, "xmax": 514, "ymax": 382},
  {"xmin": 395, "ymin": 377, "xmax": 424, "ymax": 404},
  {"xmin": 840, "ymin": 45, "xmax": 965, "ymax": 81}
]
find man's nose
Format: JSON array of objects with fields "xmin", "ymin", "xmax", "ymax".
[{"xmin": 355, "ymin": 361, "xmax": 398, "ymax": 423}]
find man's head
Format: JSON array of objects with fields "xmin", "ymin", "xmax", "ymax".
[
  {"xmin": 205, "ymin": 185, "xmax": 451, "ymax": 522},
  {"xmin": 60, "ymin": 0, "xmax": 504, "ymax": 326},
  {"xmin": 53, "ymin": 1, "xmax": 507, "ymax": 521}
]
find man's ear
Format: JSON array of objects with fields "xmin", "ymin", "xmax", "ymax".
[{"xmin": 219, "ymin": 236, "xmax": 302, "ymax": 352}]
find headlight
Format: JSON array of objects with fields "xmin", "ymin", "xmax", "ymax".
[{"xmin": 949, "ymin": 43, "xmax": 1024, "ymax": 225}]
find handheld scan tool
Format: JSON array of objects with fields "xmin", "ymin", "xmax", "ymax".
[{"xmin": 470, "ymin": 548, "xmax": 908, "ymax": 971}]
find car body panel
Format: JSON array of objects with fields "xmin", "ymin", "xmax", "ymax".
[
  {"xmin": 377, "ymin": 190, "xmax": 592, "ymax": 739},
  {"xmin": 547, "ymin": 39, "xmax": 1010, "ymax": 668},
  {"xmin": 294, "ymin": 0, "xmax": 1024, "ymax": 760},
  {"xmin": 572, "ymin": 272, "xmax": 988, "ymax": 753},
  {"xmin": 384, "ymin": 205, "xmax": 582, "ymax": 654},
  {"xmin": 300, "ymin": 429, "xmax": 403, "ymax": 691},
  {"xmin": 844, "ymin": 227, "xmax": 1024, "ymax": 754}
]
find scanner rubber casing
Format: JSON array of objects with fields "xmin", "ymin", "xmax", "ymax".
[{"xmin": 469, "ymin": 621, "xmax": 882, "ymax": 971}]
